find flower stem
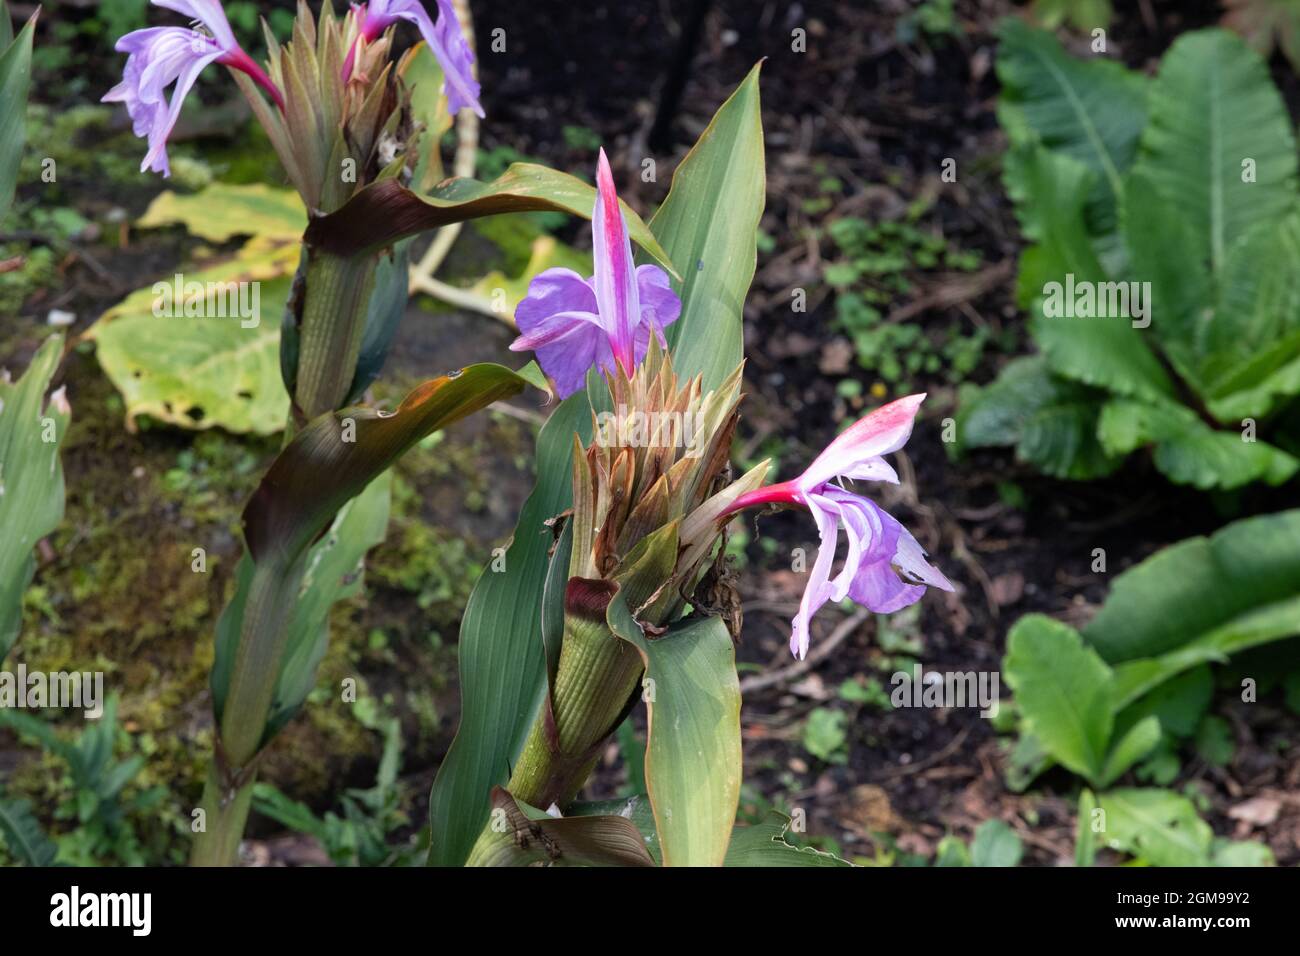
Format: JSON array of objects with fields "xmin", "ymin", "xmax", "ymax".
[
  {"xmin": 294, "ymin": 250, "xmax": 378, "ymax": 420},
  {"xmin": 488, "ymin": 581, "xmax": 643, "ymax": 832}
]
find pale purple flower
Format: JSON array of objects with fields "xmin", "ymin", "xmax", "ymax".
[
  {"xmin": 509, "ymin": 149, "xmax": 681, "ymax": 398},
  {"xmin": 724, "ymin": 394, "xmax": 955, "ymax": 659},
  {"xmin": 351, "ymin": 0, "xmax": 483, "ymax": 117},
  {"xmin": 103, "ymin": 1, "xmax": 283, "ymax": 177}
]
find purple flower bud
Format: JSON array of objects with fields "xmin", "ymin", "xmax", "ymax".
[{"xmin": 508, "ymin": 150, "xmax": 681, "ymax": 398}]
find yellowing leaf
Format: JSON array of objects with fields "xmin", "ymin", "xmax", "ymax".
[
  {"xmin": 85, "ymin": 239, "xmax": 296, "ymax": 434},
  {"xmin": 136, "ymin": 182, "xmax": 307, "ymax": 243}
]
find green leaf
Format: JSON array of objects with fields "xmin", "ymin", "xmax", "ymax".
[
  {"xmin": 1075, "ymin": 788, "xmax": 1098, "ymax": 867},
  {"xmin": 801, "ymin": 707, "xmax": 849, "ymax": 764},
  {"xmin": 1003, "ymin": 616, "xmax": 1113, "ymax": 784},
  {"xmin": 1211, "ymin": 838, "xmax": 1275, "ymax": 866},
  {"xmin": 258, "ymin": 472, "xmax": 392, "ymax": 739},
  {"xmin": 1083, "ymin": 509, "xmax": 1300, "ymax": 663},
  {"xmin": 0, "ymin": 335, "xmax": 70, "ymax": 662},
  {"xmin": 955, "ymin": 356, "xmax": 1119, "ymax": 481},
  {"xmin": 1200, "ymin": 213, "xmax": 1300, "ymax": 418},
  {"xmin": 304, "ymin": 164, "xmax": 674, "ymax": 274},
  {"xmin": 1098, "ymin": 715, "xmax": 1160, "ymax": 787},
  {"xmin": 0, "ymin": 4, "xmax": 34, "ymax": 224},
  {"xmin": 1097, "ymin": 398, "xmax": 1298, "ymax": 490},
  {"xmin": 648, "ymin": 61, "xmax": 765, "ymax": 391},
  {"xmin": 0, "ymin": 795, "xmax": 57, "ymax": 866},
  {"xmin": 85, "ymin": 241, "xmax": 296, "ymax": 434},
  {"xmin": 426, "ymin": 396, "xmax": 590, "ymax": 867},
  {"xmin": 607, "ymin": 596, "xmax": 742, "ymax": 868},
  {"xmin": 970, "ymin": 819, "xmax": 1024, "ymax": 867},
  {"xmin": 135, "ymin": 183, "xmax": 307, "ymax": 243},
  {"xmin": 1001, "ymin": 145, "xmax": 1106, "ymax": 307},
  {"xmin": 1113, "ymin": 595, "xmax": 1300, "ymax": 711},
  {"xmin": 724, "ymin": 812, "xmax": 852, "ymax": 867},
  {"xmin": 1097, "ymin": 788, "xmax": 1214, "ymax": 866},
  {"xmin": 996, "ymin": 19, "xmax": 1145, "ymax": 233},
  {"xmin": 244, "ymin": 366, "xmax": 529, "ymax": 569},
  {"xmin": 1133, "ymin": 28, "xmax": 1297, "ymax": 277},
  {"xmin": 1017, "ymin": 395, "xmax": 1121, "ymax": 480},
  {"xmin": 427, "ymin": 68, "xmax": 764, "ymax": 866}
]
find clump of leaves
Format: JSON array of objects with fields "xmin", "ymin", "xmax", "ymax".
[
  {"xmin": 825, "ymin": 214, "xmax": 986, "ymax": 388},
  {"xmin": 957, "ymin": 24, "xmax": 1300, "ymax": 489},
  {"xmin": 999, "ymin": 510, "xmax": 1299, "ymax": 865}
]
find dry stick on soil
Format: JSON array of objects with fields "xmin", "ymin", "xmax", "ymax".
[
  {"xmin": 406, "ymin": 0, "xmax": 497, "ymax": 318},
  {"xmin": 738, "ymin": 607, "xmax": 873, "ymax": 695}
]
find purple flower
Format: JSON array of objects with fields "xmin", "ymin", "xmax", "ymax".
[
  {"xmin": 509, "ymin": 149, "xmax": 681, "ymax": 398},
  {"xmin": 103, "ymin": 1, "xmax": 283, "ymax": 177},
  {"xmin": 724, "ymin": 394, "xmax": 954, "ymax": 659},
  {"xmin": 354, "ymin": 0, "xmax": 483, "ymax": 117}
]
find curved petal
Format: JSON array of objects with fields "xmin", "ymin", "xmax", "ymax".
[
  {"xmin": 800, "ymin": 393, "xmax": 925, "ymax": 490},
  {"xmin": 635, "ymin": 263, "xmax": 681, "ymax": 344},
  {"xmin": 894, "ymin": 526, "xmax": 955, "ymax": 592},
  {"xmin": 141, "ymin": 46, "xmax": 225, "ymax": 176},
  {"xmin": 376, "ymin": 0, "xmax": 483, "ymax": 117},
  {"xmin": 790, "ymin": 494, "xmax": 841, "ymax": 660},
  {"xmin": 153, "ymin": 0, "xmax": 239, "ymax": 50}
]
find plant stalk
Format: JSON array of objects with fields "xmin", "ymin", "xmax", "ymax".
[{"xmin": 294, "ymin": 249, "xmax": 379, "ymax": 419}]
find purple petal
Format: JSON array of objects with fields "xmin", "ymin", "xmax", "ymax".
[
  {"xmin": 153, "ymin": 0, "xmax": 238, "ymax": 50},
  {"xmin": 633, "ymin": 264, "xmax": 680, "ymax": 352},
  {"xmin": 894, "ymin": 526, "xmax": 955, "ymax": 592},
  {"xmin": 800, "ymin": 393, "xmax": 925, "ymax": 490},
  {"xmin": 592, "ymin": 149, "xmax": 639, "ymax": 376},
  {"xmin": 511, "ymin": 268, "xmax": 603, "ymax": 398},
  {"xmin": 790, "ymin": 494, "xmax": 841, "ymax": 660},
  {"xmin": 102, "ymin": 26, "xmax": 224, "ymax": 177},
  {"xmin": 367, "ymin": 0, "xmax": 483, "ymax": 117}
]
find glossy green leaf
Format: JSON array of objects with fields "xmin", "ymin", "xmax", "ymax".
[
  {"xmin": 0, "ymin": 3, "xmax": 34, "ymax": 224},
  {"xmin": 427, "ymin": 67, "xmax": 765, "ymax": 867},
  {"xmin": 0, "ymin": 335, "xmax": 69, "ymax": 662},
  {"xmin": 607, "ymin": 594, "xmax": 741, "ymax": 867},
  {"xmin": 305, "ymin": 164, "xmax": 674, "ymax": 273},
  {"xmin": 649, "ymin": 61, "xmax": 764, "ymax": 391},
  {"xmin": 1083, "ymin": 509, "xmax": 1300, "ymax": 663},
  {"xmin": 997, "ymin": 17, "xmax": 1145, "ymax": 233},
  {"xmin": 244, "ymin": 365, "xmax": 531, "ymax": 568}
]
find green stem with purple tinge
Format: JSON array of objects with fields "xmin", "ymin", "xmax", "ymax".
[{"xmin": 466, "ymin": 580, "xmax": 643, "ymax": 864}]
